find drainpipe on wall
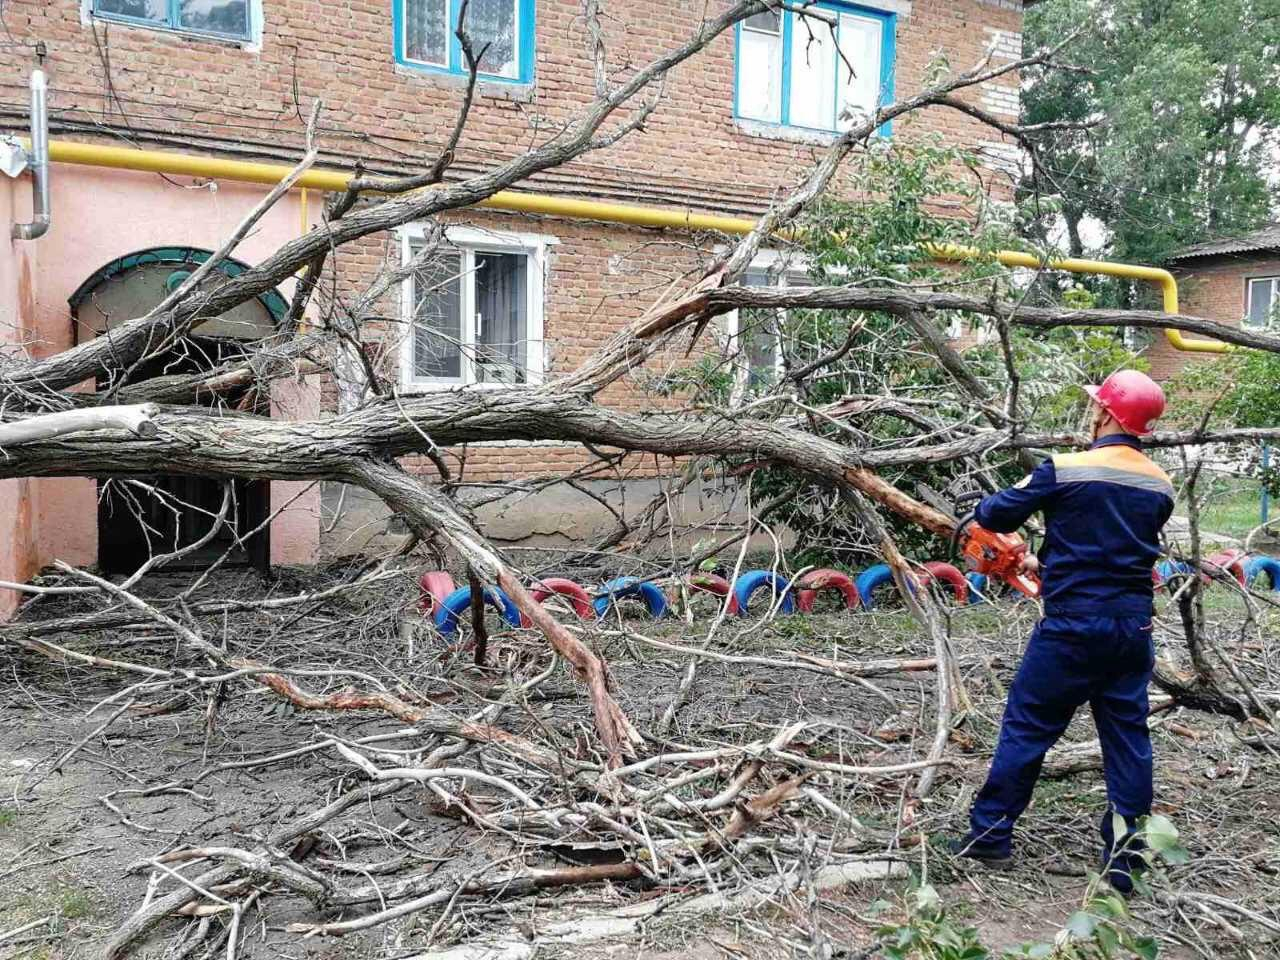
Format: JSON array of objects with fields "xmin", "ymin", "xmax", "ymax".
[{"xmin": 10, "ymin": 62, "xmax": 50, "ymax": 241}]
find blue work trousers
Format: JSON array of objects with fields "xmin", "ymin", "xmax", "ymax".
[{"xmin": 969, "ymin": 614, "xmax": 1154, "ymax": 873}]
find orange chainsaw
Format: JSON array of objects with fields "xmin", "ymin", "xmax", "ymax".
[{"xmin": 917, "ymin": 485, "xmax": 1041, "ymax": 599}]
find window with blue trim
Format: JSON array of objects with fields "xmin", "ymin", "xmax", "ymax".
[
  {"xmin": 395, "ymin": 0, "xmax": 535, "ymax": 83},
  {"xmin": 735, "ymin": 3, "xmax": 894, "ymax": 133},
  {"xmin": 92, "ymin": 0, "xmax": 254, "ymax": 42}
]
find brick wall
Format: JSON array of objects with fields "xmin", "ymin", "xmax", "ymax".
[
  {"xmin": 0, "ymin": 0, "xmax": 1027, "ymax": 552},
  {"xmin": 1147, "ymin": 254, "xmax": 1280, "ymax": 381},
  {"xmin": 0, "ymin": 1, "xmax": 1024, "ymax": 213}
]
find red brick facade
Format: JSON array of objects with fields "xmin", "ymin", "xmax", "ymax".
[
  {"xmin": 0, "ymin": 0, "xmax": 1026, "ymax": 553},
  {"xmin": 1, "ymin": 1, "xmax": 1023, "ymax": 214},
  {"xmin": 1147, "ymin": 255, "xmax": 1280, "ymax": 381}
]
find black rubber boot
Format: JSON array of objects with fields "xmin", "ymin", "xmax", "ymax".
[{"xmin": 947, "ymin": 836, "xmax": 1013, "ymax": 868}]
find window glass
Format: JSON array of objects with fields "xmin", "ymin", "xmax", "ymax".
[
  {"xmin": 1247, "ymin": 278, "xmax": 1277, "ymax": 328},
  {"xmin": 178, "ymin": 0, "xmax": 250, "ymax": 37},
  {"xmin": 836, "ymin": 13, "xmax": 882, "ymax": 129},
  {"xmin": 405, "ymin": 0, "xmax": 450, "ymax": 66},
  {"xmin": 474, "ymin": 252, "xmax": 528, "ymax": 384},
  {"xmin": 739, "ymin": 15, "xmax": 782, "ymax": 122},
  {"xmin": 737, "ymin": 4, "xmax": 890, "ymax": 133},
  {"xmin": 469, "ymin": 0, "xmax": 519, "ymax": 79},
  {"xmin": 744, "ymin": 10, "xmax": 780, "ymax": 31},
  {"xmin": 789, "ymin": 13, "xmax": 836, "ymax": 130},
  {"xmin": 412, "ymin": 251, "xmax": 464, "ymax": 380},
  {"xmin": 94, "ymin": 0, "xmax": 168, "ymax": 23}
]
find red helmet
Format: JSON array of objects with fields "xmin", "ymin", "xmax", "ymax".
[{"xmin": 1084, "ymin": 369, "xmax": 1165, "ymax": 436}]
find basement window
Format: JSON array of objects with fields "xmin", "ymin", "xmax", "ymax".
[
  {"xmin": 1246, "ymin": 276, "xmax": 1280, "ymax": 328},
  {"xmin": 402, "ymin": 227, "xmax": 551, "ymax": 389},
  {"xmin": 735, "ymin": 2, "xmax": 895, "ymax": 134},
  {"xmin": 395, "ymin": 0, "xmax": 535, "ymax": 83},
  {"xmin": 90, "ymin": 0, "xmax": 256, "ymax": 43}
]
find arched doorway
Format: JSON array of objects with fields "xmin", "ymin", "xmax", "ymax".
[{"xmin": 69, "ymin": 247, "xmax": 287, "ymax": 575}]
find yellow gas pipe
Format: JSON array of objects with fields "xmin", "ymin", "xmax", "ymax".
[{"xmin": 42, "ymin": 139, "xmax": 1228, "ymax": 354}]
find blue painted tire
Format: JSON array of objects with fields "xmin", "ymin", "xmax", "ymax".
[
  {"xmin": 965, "ymin": 572, "xmax": 989, "ymax": 605},
  {"xmin": 1155, "ymin": 560, "xmax": 1195, "ymax": 584},
  {"xmin": 433, "ymin": 586, "xmax": 522, "ymax": 637},
  {"xmin": 1244, "ymin": 555, "xmax": 1280, "ymax": 590},
  {"xmin": 729, "ymin": 570, "xmax": 795, "ymax": 617},
  {"xmin": 855, "ymin": 564, "xmax": 902, "ymax": 612},
  {"xmin": 593, "ymin": 577, "xmax": 669, "ymax": 619}
]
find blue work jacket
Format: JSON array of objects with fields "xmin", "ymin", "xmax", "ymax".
[{"xmin": 974, "ymin": 434, "xmax": 1175, "ymax": 617}]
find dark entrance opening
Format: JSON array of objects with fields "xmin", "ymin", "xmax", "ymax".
[{"xmin": 70, "ymin": 248, "xmax": 288, "ymax": 576}]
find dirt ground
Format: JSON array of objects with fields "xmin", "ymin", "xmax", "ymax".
[{"xmin": 1, "ymin": 566, "xmax": 1278, "ymax": 959}]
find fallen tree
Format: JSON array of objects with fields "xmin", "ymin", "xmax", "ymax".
[{"xmin": 1, "ymin": 4, "xmax": 1277, "ymax": 956}]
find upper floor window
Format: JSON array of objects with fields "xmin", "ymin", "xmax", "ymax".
[
  {"xmin": 402, "ymin": 227, "xmax": 550, "ymax": 389},
  {"xmin": 395, "ymin": 0, "xmax": 535, "ymax": 83},
  {"xmin": 91, "ymin": 0, "xmax": 255, "ymax": 42},
  {"xmin": 1246, "ymin": 276, "xmax": 1280, "ymax": 328},
  {"xmin": 735, "ymin": 3, "xmax": 894, "ymax": 133}
]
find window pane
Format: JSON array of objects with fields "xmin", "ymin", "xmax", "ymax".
[
  {"xmin": 406, "ymin": 0, "xmax": 449, "ymax": 66},
  {"xmin": 467, "ymin": 0, "xmax": 519, "ymax": 79},
  {"xmin": 742, "ymin": 269, "xmax": 779, "ymax": 389},
  {"xmin": 95, "ymin": 0, "xmax": 166, "ymax": 22},
  {"xmin": 474, "ymin": 252, "xmax": 528, "ymax": 384},
  {"xmin": 744, "ymin": 10, "xmax": 780, "ymax": 33},
  {"xmin": 789, "ymin": 13, "xmax": 836, "ymax": 130},
  {"xmin": 739, "ymin": 27, "xmax": 782, "ymax": 122},
  {"xmin": 178, "ymin": 0, "xmax": 250, "ymax": 37},
  {"xmin": 413, "ymin": 251, "xmax": 463, "ymax": 380},
  {"xmin": 1248, "ymin": 278, "xmax": 1276, "ymax": 327},
  {"xmin": 836, "ymin": 13, "xmax": 883, "ymax": 130}
]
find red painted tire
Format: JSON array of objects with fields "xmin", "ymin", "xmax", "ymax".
[
  {"xmin": 1205, "ymin": 549, "xmax": 1246, "ymax": 586},
  {"xmin": 796, "ymin": 569, "xmax": 861, "ymax": 612},
  {"xmin": 688, "ymin": 573, "xmax": 738, "ymax": 614},
  {"xmin": 921, "ymin": 561, "xmax": 969, "ymax": 604},
  {"xmin": 419, "ymin": 571, "xmax": 457, "ymax": 615},
  {"xmin": 522, "ymin": 577, "xmax": 595, "ymax": 626}
]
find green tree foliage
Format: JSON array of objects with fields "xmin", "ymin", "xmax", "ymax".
[
  {"xmin": 725, "ymin": 139, "xmax": 1142, "ymax": 565},
  {"xmin": 1023, "ymin": 0, "xmax": 1280, "ymax": 271}
]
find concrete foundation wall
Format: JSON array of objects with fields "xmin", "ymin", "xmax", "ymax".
[{"xmin": 322, "ymin": 475, "xmax": 768, "ymax": 559}]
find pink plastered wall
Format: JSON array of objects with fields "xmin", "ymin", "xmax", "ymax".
[
  {"xmin": 0, "ymin": 176, "xmax": 39, "ymax": 616},
  {"xmin": 0, "ymin": 162, "xmax": 322, "ymax": 611}
]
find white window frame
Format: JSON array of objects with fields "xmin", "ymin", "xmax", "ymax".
[
  {"xmin": 82, "ymin": 0, "xmax": 264, "ymax": 50},
  {"xmin": 1245, "ymin": 276, "xmax": 1280, "ymax": 329},
  {"xmin": 399, "ymin": 224, "xmax": 554, "ymax": 392}
]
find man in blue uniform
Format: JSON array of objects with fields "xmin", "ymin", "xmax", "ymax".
[{"xmin": 949, "ymin": 370, "xmax": 1172, "ymax": 894}]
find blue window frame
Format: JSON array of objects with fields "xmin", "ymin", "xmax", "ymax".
[
  {"xmin": 734, "ymin": 2, "xmax": 895, "ymax": 135},
  {"xmin": 91, "ymin": 0, "xmax": 255, "ymax": 42},
  {"xmin": 394, "ymin": 0, "xmax": 535, "ymax": 84}
]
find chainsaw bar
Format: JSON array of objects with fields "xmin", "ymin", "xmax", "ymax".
[{"xmin": 915, "ymin": 483, "xmax": 960, "ymax": 526}]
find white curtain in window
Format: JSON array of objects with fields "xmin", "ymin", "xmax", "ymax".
[
  {"xmin": 741, "ymin": 269, "xmax": 780, "ymax": 391},
  {"xmin": 178, "ymin": 0, "xmax": 249, "ymax": 35},
  {"xmin": 739, "ymin": 14, "xmax": 782, "ymax": 122},
  {"xmin": 413, "ymin": 251, "xmax": 464, "ymax": 379},
  {"xmin": 467, "ymin": 0, "xmax": 519, "ymax": 78},
  {"xmin": 406, "ymin": 0, "xmax": 449, "ymax": 65},
  {"xmin": 474, "ymin": 252, "xmax": 528, "ymax": 384},
  {"xmin": 789, "ymin": 13, "xmax": 836, "ymax": 130},
  {"xmin": 96, "ymin": 0, "xmax": 166, "ymax": 21},
  {"xmin": 836, "ymin": 13, "xmax": 883, "ymax": 130}
]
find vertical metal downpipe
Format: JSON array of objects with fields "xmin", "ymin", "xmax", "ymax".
[{"xmin": 12, "ymin": 67, "xmax": 49, "ymax": 241}]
